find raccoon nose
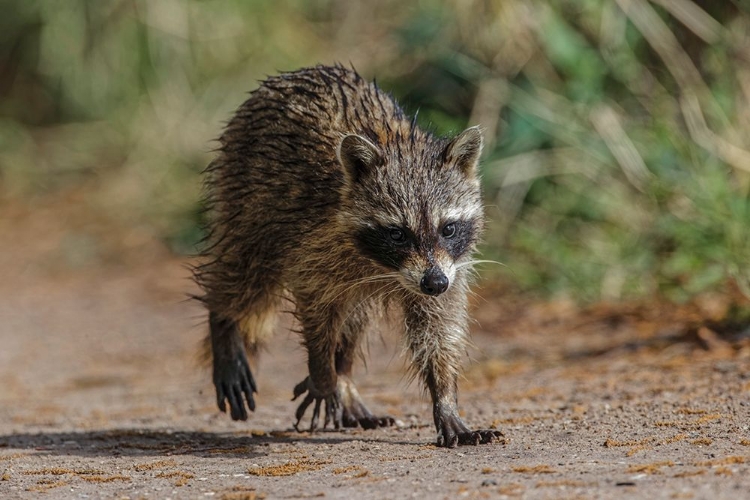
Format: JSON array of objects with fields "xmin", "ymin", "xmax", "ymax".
[{"xmin": 420, "ymin": 268, "xmax": 449, "ymax": 296}]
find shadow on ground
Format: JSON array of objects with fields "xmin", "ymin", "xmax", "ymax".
[{"xmin": 0, "ymin": 427, "xmax": 426, "ymax": 460}]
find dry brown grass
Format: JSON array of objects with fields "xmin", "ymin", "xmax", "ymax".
[
  {"xmin": 512, "ymin": 465, "xmax": 556, "ymax": 474},
  {"xmin": 248, "ymin": 459, "xmax": 331, "ymax": 477},
  {"xmin": 79, "ymin": 475, "xmax": 131, "ymax": 483},
  {"xmin": 22, "ymin": 467, "xmax": 105, "ymax": 476},
  {"xmin": 695, "ymin": 456, "xmax": 746, "ymax": 467},
  {"xmin": 26, "ymin": 479, "xmax": 69, "ymax": 492},
  {"xmin": 133, "ymin": 459, "xmax": 177, "ymax": 471},
  {"xmin": 627, "ymin": 461, "xmax": 675, "ymax": 474}
]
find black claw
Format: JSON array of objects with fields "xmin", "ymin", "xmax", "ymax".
[
  {"xmin": 295, "ymin": 394, "xmax": 314, "ymax": 426},
  {"xmin": 217, "ymin": 385, "xmax": 227, "ymax": 413},
  {"xmin": 331, "ymin": 398, "xmax": 342, "ymax": 429},
  {"xmin": 292, "ymin": 378, "xmax": 309, "ymax": 401},
  {"xmin": 360, "ymin": 417, "xmax": 377, "ymax": 430},
  {"xmin": 310, "ymin": 398, "xmax": 322, "ymax": 431},
  {"xmin": 379, "ymin": 416, "xmax": 396, "ymax": 427},
  {"xmin": 236, "ymin": 386, "xmax": 249, "ymax": 420},
  {"xmin": 241, "ymin": 376, "xmax": 256, "ymax": 412},
  {"xmin": 355, "ymin": 415, "xmax": 396, "ymax": 429},
  {"xmin": 435, "ymin": 410, "xmax": 504, "ymax": 447},
  {"xmin": 457, "ymin": 431, "xmax": 480, "ymax": 446},
  {"xmin": 227, "ymin": 396, "xmax": 238, "ymax": 419},
  {"xmin": 228, "ymin": 386, "xmax": 244, "ymax": 421},
  {"xmin": 439, "ymin": 429, "xmax": 503, "ymax": 447},
  {"xmin": 224, "ymin": 383, "xmax": 236, "ymax": 416},
  {"xmin": 449, "ymin": 434, "xmax": 459, "ymax": 448},
  {"xmin": 487, "ymin": 430, "xmax": 504, "ymax": 443},
  {"xmin": 245, "ymin": 365, "xmax": 258, "ymax": 394}
]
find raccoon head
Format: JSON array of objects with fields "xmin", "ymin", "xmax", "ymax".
[{"xmin": 337, "ymin": 126, "xmax": 484, "ymax": 296}]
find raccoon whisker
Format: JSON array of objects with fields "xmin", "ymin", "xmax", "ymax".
[
  {"xmin": 323, "ymin": 272, "xmax": 402, "ymax": 306},
  {"xmin": 326, "ymin": 273, "xmax": 400, "ymax": 305},
  {"xmin": 397, "ymin": 281, "xmax": 427, "ymax": 299},
  {"xmin": 455, "ymin": 259, "xmax": 506, "ymax": 270},
  {"xmin": 342, "ymin": 272, "xmax": 402, "ymax": 289},
  {"xmin": 353, "ymin": 272, "xmax": 403, "ymax": 285},
  {"xmin": 378, "ymin": 281, "xmax": 403, "ymax": 304}
]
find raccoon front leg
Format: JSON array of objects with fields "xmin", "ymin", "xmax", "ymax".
[
  {"xmin": 209, "ymin": 312, "xmax": 257, "ymax": 421},
  {"xmin": 404, "ymin": 288, "xmax": 502, "ymax": 448},
  {"xmin": 292, "ymin": 306, "xmax": 342, "ymax": 431},
  {"xmin": 426, "ymin": 373, "xmax": 500, "ymax": 447}
]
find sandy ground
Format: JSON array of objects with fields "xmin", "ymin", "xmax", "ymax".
[{"xmin": 1, "ymin": 211, "xmax": 749, "ymax": 499}]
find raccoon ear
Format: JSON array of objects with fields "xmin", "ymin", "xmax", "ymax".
[
  {"xmin": 444, "ymin": 126, "xmax": 483, "ymax": 177},
  {"xmin": 337, "ymin": 134, "xmax": 383, "ymax": 184}
]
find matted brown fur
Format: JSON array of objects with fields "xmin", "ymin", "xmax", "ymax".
[{"xmin": 194, "ymin": 64, "xmax": 500, "ymax": 447}]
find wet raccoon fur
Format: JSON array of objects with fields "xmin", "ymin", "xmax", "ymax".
[{"xmin": 194, "ymin": 64, "xmax": 501, "ymax": 447}]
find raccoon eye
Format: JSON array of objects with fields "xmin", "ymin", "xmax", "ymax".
[
  {"xmin": 442, "ymin": 222, "xmax": 457, "ymax": 238},
  {"xmin": 389, "ymin": 228, "xmax": 406, "ymax": 244}
]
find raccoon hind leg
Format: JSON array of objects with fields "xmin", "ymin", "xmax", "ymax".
[
  {"xmin": 209, "ymin": 312, "xmax": 255, "ymax": 421},
  {"xmin": 209, "ymin": 296, "xmax": 278, "ymax": 421},
  {"xmin": 335, "ymin": 326, "xmax": 396, "ymax": 430}
]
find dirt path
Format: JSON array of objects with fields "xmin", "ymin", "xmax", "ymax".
[{"xmin": 1, "ymin": 252, "xmax": 749, "ymax": 499}]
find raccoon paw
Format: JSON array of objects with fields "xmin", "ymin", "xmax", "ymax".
[
  {"xmin": 292, "ymin": 376, "xmax": 342, "ymax": 432},
  {"xmin": 338, "ymin": 375, "xmax": 396, "ymax": 430},
  {"xmin": 435, "ymin": 412, "xmax": 504, "ymax": 448},
  {"xmin": 214, "ymin": 350, "xmax": 257, "ymax": 421}
]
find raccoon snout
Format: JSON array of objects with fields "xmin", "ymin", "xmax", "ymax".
[{"xmin": 420, "ymin": 268, "xmax": 449, "ymax": 296}]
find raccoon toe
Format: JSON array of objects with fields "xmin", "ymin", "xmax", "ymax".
[
  {"xmin": 354, "ymin": 415, "xmax": 397, "ymax": 430},
  {"xmin": 214, "ymin": 353, "xmax": 257, "ymax": 421},
  {"xmin": 435, "ymin": 411, "xmax": 504, "ymax": 448},
  {"xmin": 337, "ymin": 375, "xmax": 395, "ymax": 430},
  {"xmin": 341, "ymin": 405, "xmax": 395, "ymax": 429},
  {"xmin": 292, "ymin": 393, "xmax": 341, "ymax": 432},
  {"xmin": 292, "ymin": 377, "xmax": 342, "ymax": 432},
  {"xmin": 455, "ymin": 429, "xmax": 505, "ymax": 446},
  {"xmin": 437, "ymin": 428, "xmax": 504, "ymax": 447}
]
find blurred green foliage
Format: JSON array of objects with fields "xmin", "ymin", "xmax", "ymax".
[{"xmin": 1, "ymin": 0, "xmax": 749, "ymax": 302}]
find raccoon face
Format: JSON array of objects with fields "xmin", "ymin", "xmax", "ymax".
[{"xmin": 337, "ymin": 127, "xmax": 484, "ymax": 296}]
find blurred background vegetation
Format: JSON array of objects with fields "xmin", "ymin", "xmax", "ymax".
[{"xmin": 2, "ymin": 0, "xmax": 749, "ymax": 304}]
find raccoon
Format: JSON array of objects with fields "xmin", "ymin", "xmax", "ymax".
[{"xmin": 194, "ymin": 64, "xmax": 501, "ymax": 447}]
